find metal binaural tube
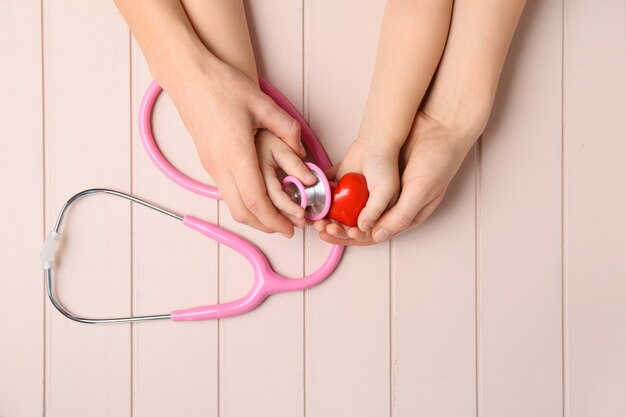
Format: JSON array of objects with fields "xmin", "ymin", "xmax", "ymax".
[{"xmin": 44, "ymin": 189, "xmax": 179, "ymax": 324}]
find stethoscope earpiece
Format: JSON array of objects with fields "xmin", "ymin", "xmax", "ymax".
[{"xmin": 281, "ymin": 162, "xmax": 332, "ymax": 221}]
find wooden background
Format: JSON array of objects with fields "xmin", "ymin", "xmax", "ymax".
[{"xmin": 1, "ymin": 0, "xmax": 625, "ymax": 416}]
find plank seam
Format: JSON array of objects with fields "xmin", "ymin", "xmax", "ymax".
[
  {"xmin": 41, "ymin": 0, "xmax": 48, "ymax": 415},
  {"xmin": 560, "ymin": 0, "xmax": 568, "ymax": 415},
  {"xmin": 389, "ymin": 240, "xmax": 396, "ymax": 417},
  {"xmin": 475, "ymin": 139, "xmax": 482, "ymax": 417},
  {"xmin": 302, "ymin": 1, "xmax": 309, "ymax": 415},
  {"xmin": 129, "ymin": 28, "xmax": 135, "ymax": 417}
]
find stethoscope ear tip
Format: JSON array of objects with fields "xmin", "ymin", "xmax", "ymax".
[{"xmin": 281, "ymin": 162, "xmax": 331, "ymax": 221}]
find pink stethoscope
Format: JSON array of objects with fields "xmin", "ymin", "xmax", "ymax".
[{"xmin": 41, "ymin": 78, "xmax": 344, "ymax": 324}]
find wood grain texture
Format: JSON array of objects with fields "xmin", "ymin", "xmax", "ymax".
[
  {"xmin": 131, "ymin": 42, "xmax": 219, "ymax": 417},
  {"xmin": 305, "ymin": 1, "xmax": 391, "ymax": 416},
  {"xmin": 43, "ymin": 1, "xmax": 131, "ymax": 416},
  {"xmin": 5, "ymin": 0, "xmax": 626, "ymax": 416},
  {"xmin": 392, "ymin": 153, "xmax": 476, "ymax": 417},
  {"xmin": 217, "ymin": 2, "xmax": 306, "ymax": 416},
  {"xmin": 0, "ymin": 1, "xmax": 44, "ymax": 416},
  {"xmin": 478, "ymin": 1, "xmax": 563, "ymax": 415},
  {"xmin": 563, "ymin": 1, "xmax": 626, "ymax": 416}
]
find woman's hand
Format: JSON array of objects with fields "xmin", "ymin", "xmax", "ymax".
[
  {"xmin": 164, "ymin": 55, "xmax": 305, "ymax": 236},
  {"xmin": 115, "ymin": 0, "xmax": 306, "ymax": 236},
  {"xmin": 255, "ymin": 129, "xmax": 317, "ymax": 234}
]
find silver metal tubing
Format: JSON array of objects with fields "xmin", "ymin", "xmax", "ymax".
[
  {"xmin": 53, "ymin": 188, "xmax": 182, "ymax": 233},
  {"xmin": 46, "ymin": 188, "xmax": 180, "ymax": 324}
]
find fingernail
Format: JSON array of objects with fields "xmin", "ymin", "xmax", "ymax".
[
  {"xmin": 299, "ymin": 142, "xmax": 306, "ymax": 157},
  {"xmin": 287, "ymin": 215, "xmax": 305, "ymax": 228},
  {"xmin": 359, "ymin": 219, "xmax": 372, "ymax": 232},
  {"xmin": 373, "ymin": 227, "xmax": 389, "ymax": 242},
  {"xmin": 281, "ymin": 232, "xmax": 293, "ymax": 239}
]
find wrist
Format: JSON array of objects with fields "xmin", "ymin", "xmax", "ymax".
[
  {"xmin": 357, "ymin": 120, "xmax": 406, "ymax": 156},
  {"xmin": 422, "ymin": 85, "xmax": 494, "ymax": 147},
  {"xmin": 150, "ymin": 39, "xmax": 220, "ymax": 92}
]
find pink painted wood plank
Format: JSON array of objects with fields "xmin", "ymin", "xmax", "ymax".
[
  {"xmin": 43, "ymin": 1, "xmax": 131, "ymax": 416},
  {"xmin": 392, "ymin": 154, "xmax": 476, "ymax": 416},
  {"xmin": 218, "ymin": 1, "xmax": 306, "ymax": 416},
  {"xmin": 478, "ymin": 1, "xmax": 563, "ymax": 416},
  {"xmin": 131, "ymin": 43, "xmax": 219, "ymax": 417},
  {"xmin": 0, "ymin": 1, "xmax": 44, "ymax": 416},
  {"xmin": 563, "ymin": 1, "xmax": 626, "ymax": 416},
  {"xmin": 305, "ymin": 1, "xmax": 390, "ymax": 416}
]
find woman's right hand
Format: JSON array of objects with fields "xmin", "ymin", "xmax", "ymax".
[{"xmin": 161, "ymin": 54, "xmax": 306, "ymax": 236}]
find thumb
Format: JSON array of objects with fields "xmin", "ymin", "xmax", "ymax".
[
  {"xmin": 255, "ymin": 96, "xmax": 304, "ymax": 158},
  {"xmin": 371, "ymin": 183, "xmax": 429, "ymax": 242},
  {"xmin": 357, "ymin": 172, "xmax": 399, "ymax": 232}
]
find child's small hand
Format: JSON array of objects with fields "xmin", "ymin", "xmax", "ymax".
[
  {"xmin": 256, "ymin": 129, "xmax": 317, "ymax": 233},
  {"xmin": 316, "ymin": 111, "xmax": 474, "ymax": 246},
  {"xmin": 313, "ymin": 138, "xmax": 400, "ymax": 240}
]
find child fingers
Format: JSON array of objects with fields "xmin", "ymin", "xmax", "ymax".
[
  {"xmin": 313, "ymin": 219, "xmax": 330, "ymax": 232},
  {"xmin": 262, "ymin": 164, "xmax": 306, "ymax": 220},
  {"xmin": 357, "ymin": 177, "xmax": 399, "ymax": 233},
  {"xmin": 272, "ymin": 144, "xmax": 317, "ymax": 185},
  {"xmin": 255, "ymin": 96, "xmax": 305, "ymax": 158}
]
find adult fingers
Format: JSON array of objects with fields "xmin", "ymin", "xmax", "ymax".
[
  {"xmin": 313, "ymin": 219, "xmax": 330, "ymax": 232},
  {"xmin": 325, "ymin": 223, "xmax": 370, "ymax": 241},
  {"xmin": 411, "ymin": 194, "xmax": 444, "ymax": 229},
  {"xmin": 371, "ymin": 180, "xmax": 431, "ymax": 242},
  {"xmin": 286, "ymin": 214, "xmax": 306, "ymax": 228},
  {"xmin": 230, "ymin": 146, "xmax": 295, "ymax": 236},
  {"xmin": 255, "ymin": 95, "xmax": 305, "ymax": 158},
  {"xmin": 325, "ymin": 222, "xmax": 350, "ymax": 240},
  {"xmin": 272, "ymin": 144, "xmax": 317, "ymax": 185},
  {"xmin": 347, "ymin": 226, "xmax": 371, "ymax": 241},
  {"xmin": 319, "ymin": 231, "xmax": 376, "ymax": 247},
  {"xmin": 216, "ymin": 171, "xmax": 272, "ymax": 233},
  {"xmin": 262, "ymin": 163, "xmax": 306, "ymax": 221}
]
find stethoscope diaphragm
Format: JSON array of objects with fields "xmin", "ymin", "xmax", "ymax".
[{"xmin": 281, "ymin": 162, "xmax": 332, "ymax": 221}]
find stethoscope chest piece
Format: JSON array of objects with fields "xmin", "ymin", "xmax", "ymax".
[{"xmin": 281, "ymin": 162, "xmax": 331, "ymax": 221}]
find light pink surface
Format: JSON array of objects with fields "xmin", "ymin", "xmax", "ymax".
[{"xmin": 2, "ymin": 0, "xmax": 626, "ymax": 416}]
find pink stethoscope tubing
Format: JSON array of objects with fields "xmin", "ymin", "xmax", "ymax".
[{"xmin": 139, "ymin": 78, "xmax": 344, "ymax": 321}]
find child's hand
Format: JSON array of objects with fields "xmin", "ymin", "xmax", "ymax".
[
  {"xmin": 256, "ymin": 129, "xmax": 317, "ymax": 234},
  {"xmin": 313, "ymin": 138, "xmax": 400, "ymax": 240},
  {"xmin": 316, "ymin": 111, "xmax": 474, "ymax": 246}
]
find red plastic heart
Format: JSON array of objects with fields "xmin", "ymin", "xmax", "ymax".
[{"xmin": 327, "ymin": 173, "xmax": 369, "ymax": 227}]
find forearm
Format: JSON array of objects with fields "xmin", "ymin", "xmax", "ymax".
[
  {"xmin": 360, "ymin": 0, "xmax": 453, "ymax": 152},
  {"xmin": 113, "ymin": 0, "xmax": 214, "ymax": 90},
  {"xmin": 114, "ymin": 0, "xmax": 257, "ymax": 91},
  {"xmin": 180, "ymin": 0, "xmax": 258, "ymax": 83},
  {"xmin": 423, "ymin": 0, "xmax": 527, "ymax": 143}
]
